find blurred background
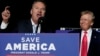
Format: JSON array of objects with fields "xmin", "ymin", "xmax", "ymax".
[{"xmin": 0, "ymin": 0, "xmax": 100, "ymax": 31}]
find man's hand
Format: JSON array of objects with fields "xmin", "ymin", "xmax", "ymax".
[{"xmin": 1, "ymin": 6, "xmax": 10, "ymax": 23}]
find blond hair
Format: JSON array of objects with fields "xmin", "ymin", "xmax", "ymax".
[{"xmin": 81, "ymin": 10, "xmax": 95, "ymax": 21}]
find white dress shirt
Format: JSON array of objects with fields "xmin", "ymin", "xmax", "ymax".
[
  {"xmin": 0, "ymin": 21, "xmax": 8, "ymax": 29},
  {"xmin": 79, "ymin": 28, "xmax": 92, "ymax": 56},
  {"xmin": 31, "ymin": 19, "xmax": 41, "ymax": 33}
]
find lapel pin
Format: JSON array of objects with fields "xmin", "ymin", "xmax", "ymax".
[{"xmin": 94, "ymin": 36, "xmax": 96, "ymax": 39}]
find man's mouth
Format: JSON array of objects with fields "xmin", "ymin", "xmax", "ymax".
[
  {"xmin": 3, "ymin": 14, "xmax": 8, "ymax": 17},
  {"xmin": 37, "ymin": 14, "xmax": 42, "ymax": 17}
]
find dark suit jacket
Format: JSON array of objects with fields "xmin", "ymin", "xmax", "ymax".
[
  {"xmin": 0, "ymin": 20, "xmax": 17, "ymax": 33},
  {"xmin": 69, "ymin": 29, "xmax": 100, "ymax": 56},
  {"xmin": 17, "ymin": 19, "xmax": 55, "ymax": 33}
]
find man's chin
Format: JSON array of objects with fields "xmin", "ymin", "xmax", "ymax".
[{"xmin": 81, "ymin": 27, "xmax": 89, "ymax": 31}]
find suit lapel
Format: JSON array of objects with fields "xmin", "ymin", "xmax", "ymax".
[
  {"xmin": 79, "ymin": 29, "xmax": 82, "ymax": 49},
  {"xmin": 87, "ymin": 30, "xmax": 97, "ymax": 56},
  {"xmin": 26, "ymin": 20, "xmax": 33, "ymax": 33},
  {"xmin": 40, "ymin": 23, "xmax": 45, "ymax": 33},
  {"xmin": 77, "ymin": 29, "xmax": 81, "ymax": 52}
]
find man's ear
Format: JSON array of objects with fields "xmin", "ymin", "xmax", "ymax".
[
  {"xmin": 91, "ymin": 22, "xmax": 94, "ymax": 26},
  {"xmin": 30, "ymin": 9, "xmax": 32, "ymax": 15}
]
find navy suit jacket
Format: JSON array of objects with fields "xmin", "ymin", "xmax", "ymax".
[
  {"xmin": 17, "ymin": 19, "xmax": 55, "ymax": 33},
  {"xmin": 69, "ymin": 29, "xmax": 100, "ymax": 56},
  {"xmin": 0, "ymin": 20, "xmax": 17, "ymax": 33}
]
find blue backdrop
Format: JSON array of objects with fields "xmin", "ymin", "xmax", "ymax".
[{"xmin": 0, "ymin": 33, "xmax": 79, "ymax": 56}]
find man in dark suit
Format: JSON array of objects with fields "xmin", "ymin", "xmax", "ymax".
[
  {"xmin": 0, "ymin": 5, "xmax": 17, "ymax": 33},
  {"xmin": 18, "ymin": 0, "xmax": 54, "ymax": 33},
  {"xmin": 69, "ymin": 10, "xmax": 100, "ymax": 56},
  {"xmin": 0, "ymin": 6, "xmax": 10, "ymax": 32},
  {"xmin": 0, "ymin": 6, "xmax": 13, "ymax": 33}
]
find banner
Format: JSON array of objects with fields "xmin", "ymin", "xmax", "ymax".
[{"xmin": 0, "ymin": 33, "xmax": 79, "ymax": 56}]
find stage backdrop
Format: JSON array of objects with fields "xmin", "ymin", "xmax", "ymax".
[{"xmin": 0, "ymin": 33, "xmax": 79, "ymax": 56}]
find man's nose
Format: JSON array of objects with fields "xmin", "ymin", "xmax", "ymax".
[{"xmin": 38, "ymin": 10, "xmax": 42, "ymax": 13}]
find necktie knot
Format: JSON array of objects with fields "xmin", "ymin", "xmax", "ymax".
[{"xmin": 84, "ymin": 31, "xmax": 87, "ymax": 34}]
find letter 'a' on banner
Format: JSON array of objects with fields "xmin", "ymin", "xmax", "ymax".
[{"xmin": 0, "ymin": 33, "xmax": 79, "ymax": 56}]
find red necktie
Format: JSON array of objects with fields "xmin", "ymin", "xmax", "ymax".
[{"xmin": 81, "ymin": 31, "xmax": 87, "ymax": 56}]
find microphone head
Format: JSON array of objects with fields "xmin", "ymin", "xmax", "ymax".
[{"xmin": 38, "ymin": 17, "xmax": 44, "ymax": 24}]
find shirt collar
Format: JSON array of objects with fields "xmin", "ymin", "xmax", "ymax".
[
  {"xmin": 31, "ymin": 18, "xmax": 37, "ymax": 27},
  {"xmin": 82, "ymin": 28, "xmax": 92, "ymax": 33}
]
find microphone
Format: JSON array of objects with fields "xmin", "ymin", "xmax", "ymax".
[
  {"xmin": 38, "ymin": 17, "xmax": 44, "ymax": 24},
  {"xmin": 35, "ymin": 17, "xmax": 44, "ymax": 33}
]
